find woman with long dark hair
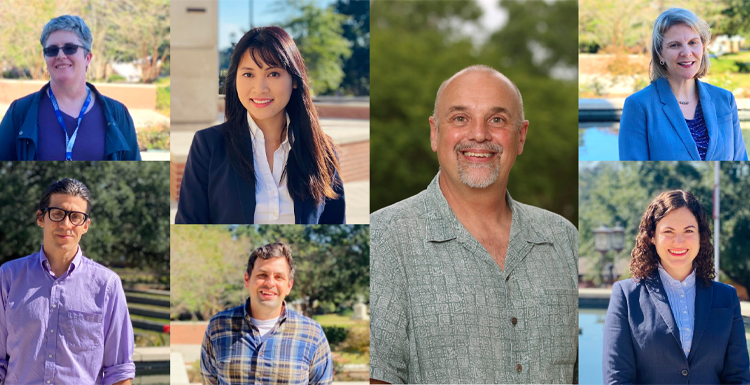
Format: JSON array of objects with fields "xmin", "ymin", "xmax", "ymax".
[
  {"xmin": 602, "ymin": 190, "xmax": 749, "ymax": 384},
  {"xmin": 175, "ymin": 26, "xmax": 344, "ymax": 224}
]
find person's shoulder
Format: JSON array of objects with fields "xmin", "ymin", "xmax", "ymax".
[
  {"xmin": 285, "ymin": 308, "xmax": 327, "ymax": 340},
  {"xmin": 206, "ymin": 304, "xmax": 245, "ymax": 331},
  {"xmin": 700, "ymin": 80, "xmax": 735, "ymax": 102},
  {"xmin": 709, "ymin": 280, "xmax": 739, "ymax": 297},
  {"xmin": 370, "ymin": 188, "xmax": 431, "ymax": 230},
  {"xmin": 514, "ymin": 200, "xmax": 577, "ymax": 237},
  {"xmin": 0, "ymin": 253, "xmax": 38, "ymax": 273},
  {"xmin": 625, "ymin": 81, "xmax": 658, "ymax": 104},
  {"xmin": 193, "ymin": 123, "xmax": 230, "ymax": 146},
  {"xmin": 78, "ymin": 256, "xmax": 124, "ymax": 286}
]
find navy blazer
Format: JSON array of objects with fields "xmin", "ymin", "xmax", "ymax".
[
  {"xmin": 174, "ymin": 123, "xmax": 345, "ymax": 224},
  {"xmin": 619, "ymin": 77, "xmax": 748, "ymax": 160},
  {"xmin": 603, "ymin": 274, "xmax": 750, "ymax": 384}
]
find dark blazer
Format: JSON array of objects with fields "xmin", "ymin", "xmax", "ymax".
[
  {"xmin": 0, "ymin": 82, "xmax": 141, "ymax": 161},
  {"xmin": 603, "ymin": 273, "xmax": 750, "ymax": 384},
  {"xmin": 174, "ymin": 123, "xmax": 345, "ymax": 224},
  {"xmin": 619, "ymin": 77, "xmax": 748, "ymax": 161}
]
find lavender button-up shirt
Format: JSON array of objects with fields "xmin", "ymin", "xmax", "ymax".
[{"xmin": 0, "ymin": 246, "xmax": 135, "ymax": 384}]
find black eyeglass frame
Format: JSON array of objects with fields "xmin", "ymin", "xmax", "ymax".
[
  {"xmin": 43, "ymin": 44, "xmax": 87, "ymax": 57},
  {"xmin": 42, "ymin": 206, "xmax": 90, "ymax": 226}
]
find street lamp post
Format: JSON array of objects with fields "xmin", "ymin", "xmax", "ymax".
[{"xmin": 594, "ymin": 224, "xmax": 612, "ymax": 285}]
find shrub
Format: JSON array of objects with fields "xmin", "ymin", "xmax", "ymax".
[
  {"xmin": 322, "ymin": 325, "xmax": 349, "ymax": 347},
  {"xmin": 339, "ymin": 324, "xmax": 370, "ymax": 355},
  {"xmin": 137, "ymin": 122, "xmax": 170, "ymax": 151}
]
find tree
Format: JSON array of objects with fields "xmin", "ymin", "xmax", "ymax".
[
  {"xmin": 282, "ymin": 0, "xmax": 352, "ymax": 95},
  {"xmin": 335, "ymin": 0, "xmax": 370, "ymax": 96}
]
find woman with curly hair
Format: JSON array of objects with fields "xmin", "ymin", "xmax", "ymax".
[{"xmin": 602, "ymin": 190, "xmax": 750, "ymax": 384}]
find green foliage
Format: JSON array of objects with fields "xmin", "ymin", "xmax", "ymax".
[
  {"xmin": 0, "ymin": 0, "xmax": 170, "ymax": 82},
  {"xmin": 0, "ymin": 162, "xmax": 170, "ymax": 278},
  {"xmin": 339, "ymin": 324, "xmax": 370, "ymax": 354},
  {"xmin": 282, "ymin": 0, "xmax": 352, "ymax": 95},
  {"xmin": 334, "ymin": 0, "xmax": 370, "ymax": 95},
  {"xmin": 155, "ymin": 79, "xmax": 171, "ymax": 116},
  {"xmin": 137, "ymin": 123, "xmax": 170, "ymax": 151},
  {"xmin": 370, "ymin": 0, "xmax": 577, "ymax": 224},
  {"xmin": 322, "ymin": 325, "xmax": 349, "ymax": 347}
]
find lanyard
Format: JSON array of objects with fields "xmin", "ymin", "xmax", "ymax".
[{"xmin": 48, "ymin": 86, "xmax": 92, "ymax": 161}]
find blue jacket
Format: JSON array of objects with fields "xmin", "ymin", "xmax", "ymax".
[
  {"xmin": 619, "ymin": 77, "xmax": 748, "ymax": 160},
  {"xmin": 0, "ymin": 82, "xmax": 141, "ymax": 160},
  {"xmin": 174, "ymin": 123, "xmax": 345, "ymax": 224},
  {"xmin": 603, "ymin": 274, "xmax": 750, "ymax": 384}
]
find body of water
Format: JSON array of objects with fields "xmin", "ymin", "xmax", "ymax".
[
  {"xmin": 579, "ymin": 122, "xmax": 750, "ymax": 161},
  {"xmin": 579, "ymin": 307, "xmax": 750, "ymax": 384}
]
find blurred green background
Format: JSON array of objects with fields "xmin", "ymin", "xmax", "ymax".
[{"xmin": 370, "ymin": 0, "xmax": 578, "ymax": 224}]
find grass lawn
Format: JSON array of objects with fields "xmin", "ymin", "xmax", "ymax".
[
  {"xmin": 336, "ymin": 351, "xmax": 370, "ymax": 365},
  {"xmin": 155, "ymin": 77, "xmax": 170, "ymax": 117},
  {"xmin": 314, "ymin": 313, "xmax": 368, "ymax": 327}
]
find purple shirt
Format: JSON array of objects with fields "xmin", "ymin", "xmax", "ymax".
[
  {"xmin": 0, "ymin": 246, "xmax": 135, "ymax": 384},
  {"xmin": 37, "ymin": 90, "xmax": 107, "ymax": 161}
]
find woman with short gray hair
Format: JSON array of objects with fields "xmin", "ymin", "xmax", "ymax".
[
  {"xmin": 0, "ymin": 15, "xmax": 141, "ymax": 161},
  {"xmin": 618, "ymin": 8, "xmax": 747, "ymax": 161}
]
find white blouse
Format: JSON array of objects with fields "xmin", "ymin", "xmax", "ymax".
[{"xmin": 248, "ymin": 112, "xmax": 295, "ymax": 224}]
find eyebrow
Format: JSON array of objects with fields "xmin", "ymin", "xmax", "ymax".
[
  {"xmin": 662, "ymin": 225, "xmax": 697, "ymax": 230},
  {"xmin": 238, "ymin": 65, "xmax": 280, "ymax": 71}
]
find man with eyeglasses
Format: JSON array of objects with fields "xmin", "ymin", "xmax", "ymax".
[{"xmin": 0, "ymin": 178, "xmax": 135, "ymax": 385}]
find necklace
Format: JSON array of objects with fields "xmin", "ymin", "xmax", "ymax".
[{"xmin": 678, "ymin": 100, "xmax": 691, "ymax": 105}]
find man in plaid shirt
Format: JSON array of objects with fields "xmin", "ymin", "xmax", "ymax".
[{"xmin": 200, "ymin": 242, "xmax": 333, "ymax": 384}]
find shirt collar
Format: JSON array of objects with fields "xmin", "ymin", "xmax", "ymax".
[
  {"xmin": 247, "ymin": 111, "xmax": 291, "ymax": 151},
  {"xmin": 244, "ymin": 297, "xmax": 288, "ymax": 326},
  {"xmin": 424, "ymin": 171, "xmax": 548, "ymax": 245},
  {"xmin": 658, "ymin": 262, "xmax": 696, "ymax": 288},
  {"xmin": 38, "ymin": 244, "xmax": 83, "ymax": 276}
]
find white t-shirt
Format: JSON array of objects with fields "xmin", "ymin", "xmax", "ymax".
[{"xmin": 250, "ymin": 315, "xmax": 280, "ymax": 343}]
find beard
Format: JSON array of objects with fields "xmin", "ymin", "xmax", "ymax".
[{"xmin": 455, "ymin": 142, "xmax": 503, "ymax": 188}]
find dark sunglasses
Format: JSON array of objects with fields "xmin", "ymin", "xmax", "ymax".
[{"xmin": 43, "ymin": 44, "xmax": 86, "ymax": 57}]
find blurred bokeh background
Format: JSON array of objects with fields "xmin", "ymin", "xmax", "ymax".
[
  {"xmin": 0, "ymin": 161, "xmax": 170, "ymax": 383},
  {"xmin": 578, "ymin": 0, "xmax": 750, "ymax": 160},
  {"xmin": 578, "ymin": 161, "xmax": 750, "ymax": 384},
  {"xmin": 0, "ymin": 0, "xmax": 171, "ymax": 159},
  {"xmin": 370, "ymin": 0, "xmax": 578, "ymax": 225},
  {"xmin": 170, "ymin": 225, "xmax": 370, "ymax": 383},
  {"xmin": 170, "ymin": 0, "xmax": 370, "ymax": 224}
]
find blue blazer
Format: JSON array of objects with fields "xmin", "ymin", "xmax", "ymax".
[
  {"xmin": 619, "ymin": 77, "xmax": 748, "ymax": 160},
  {"xmin": 603, "ymin": 274, "xmax": 750, "ymax": 384},
  {"xmin": 174, "ymin": 123, "xmax": 345, "ymax": 224}
]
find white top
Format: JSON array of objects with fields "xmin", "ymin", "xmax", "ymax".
[
  {"xmin": 248, "ymin": 111, "xmax": 295, "ymax": 224},
  {"xmin": 250, "ymin": 316, "xmax": 279, "ymax": 342}
]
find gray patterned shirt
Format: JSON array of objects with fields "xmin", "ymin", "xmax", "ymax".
[{"xmin": 370, "ymin": 172, "xmax": 578, "ymax": 384}]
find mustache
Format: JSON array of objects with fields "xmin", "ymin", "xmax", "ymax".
[{"xmin": 454, "ymin": 142, "xmax": 503, "ymax": 153}]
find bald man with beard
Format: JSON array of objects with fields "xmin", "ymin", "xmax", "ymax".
[{"xmin": 369, "ymin": 65, "xmax": 578, "ymax": 384}]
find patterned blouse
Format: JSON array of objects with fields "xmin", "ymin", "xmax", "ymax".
[{"xmin": 686, "ymin": 101, "xmax": 710, "ymax": 160}]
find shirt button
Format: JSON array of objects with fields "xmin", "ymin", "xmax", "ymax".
[
  {"xmin": 52, "ymin": 305, "xmax": 56, "ymax": 308},
  {"xmin": 680, "ymin": 294, "xmax": 684, "ymax": 297},
  {"xmin": 47, "ymin": 381, "xmax": 50, "ymax": 384},
  {"xmin": 682, "ymin": 369, "xmax": 689, "ymax": 376},
  {"xmin": 19, "ymin": 131, "xmax": 23, "ymax": 136},
  {"xmin": 49, "ymin": 354, "xmax": 52, "ymax": 358},
  {"xmin": 511, "ymin": 317, "xmax": 518, "ymax": 325},
  {"xmin": 516, "ymin": 364, "xmax": 522, "ymax": 372},
  {"xmin": 50, "ymin": 329, "xmax": 54, "ymax": 333}
]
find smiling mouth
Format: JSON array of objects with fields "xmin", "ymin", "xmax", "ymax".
[
  {"xmin": 251, "ymin": 98, "xmax": 273, "ymax": 107},
  {"xmin": 678, "ymin": 61, "xmax": 695, "ymax": 67},
  {"xmin": 260, "ymin": 290, "xmax": 277, "ymax": 297},
  {"xmin": 668, "ymin": 248, "xmax": 688, "ymax": 256},
  {"xmin": 55, "ymin": 64, "xmax": 72, "ymax": 69}
]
